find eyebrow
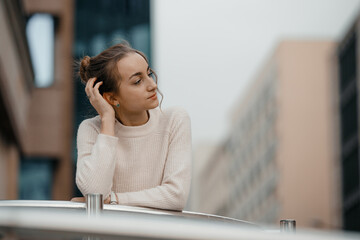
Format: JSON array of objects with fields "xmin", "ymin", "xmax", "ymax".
[{"xmin": 129, "ymin": 66, "xmax": 150, "ymax": 80}]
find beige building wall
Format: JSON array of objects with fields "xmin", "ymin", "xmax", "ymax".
[
  {"xmin": 276, "ymin": 41, "xmax": 341, "ymax": 228},
  {"xmin": 195, "ymin": 144, "xmax": 230, "ymax": 214},
  {"xmin": 194, "ymin": 40, "xmax": 342, "ymax": 230},
  {"xmin": 189, "ymin": 143, "xmax": 228, "ymax": 213}
]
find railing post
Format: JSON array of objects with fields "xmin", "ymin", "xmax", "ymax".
[
  {"xmin": 280, "ymin": 219, "xmax": 296, "ymax": 233},
  {"xmin": 85, "ymin": 194, "xmax": 103, "ymax": 218}
]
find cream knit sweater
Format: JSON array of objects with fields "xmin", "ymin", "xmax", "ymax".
[{"xmin": 76, "ymin": 107, "xmax": 192, "ymax": 211}]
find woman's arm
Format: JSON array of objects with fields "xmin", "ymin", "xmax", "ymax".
[
  {"xmin": 75, "ymin": 120, "xmax": 119, "ymax": 198},
  {"xmin": 115, "ymin": 110, "xmax": 192, "ymax": 211},
  {"xmin": 76, "ymin": 77, "xmax": 118, "ymax": 198}
]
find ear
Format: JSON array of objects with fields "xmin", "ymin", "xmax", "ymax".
[{"xmin": 103, "ymin": 92, "xmax": 119, "ymax": 106}]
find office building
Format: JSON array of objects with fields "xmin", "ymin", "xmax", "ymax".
[
  {"xmin": 194, "ymin": 40, "xmax": 342, "ymax": 229},
  {"xmin": 337, "ymin": 16, "xmax": 360, "ymax": 231},
  {"xmin": 0, "ymin": 0, "xmax": 74, "ymax": 200}
]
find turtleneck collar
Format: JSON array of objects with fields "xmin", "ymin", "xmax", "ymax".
[{"xmin": 114, "ymin": 108, "xmax": 159, "ymax": 138}]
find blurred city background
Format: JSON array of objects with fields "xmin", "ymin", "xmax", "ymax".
[{"xmin": 0, "ymin": 0, "xmax": 360, "ymax": 232}]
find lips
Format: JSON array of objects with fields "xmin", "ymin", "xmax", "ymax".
[{"xmin": 148, "ymin": 93, "xmax": 157, "ymax": 99}]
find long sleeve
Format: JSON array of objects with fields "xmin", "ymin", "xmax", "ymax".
[
  {"xmin": 76, "ymin": 119, "xmax": 119, "ymax": 197},
  {"xmin": 116, "ymin": 110, "xmax": 192, "ymax": 211}
]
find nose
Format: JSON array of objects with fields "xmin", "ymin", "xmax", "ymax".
[{"xmin": 147, "ymin": 76, "xmax": 157, "ymax": 92}]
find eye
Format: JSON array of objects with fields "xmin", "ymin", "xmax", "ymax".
[
  {"xmin": 148, "ymin": 70, "xmax": 154, "ymax": 78},
  {"xmin": 134, "ymin": 79, "xmax": 142, "ymax": 85}
]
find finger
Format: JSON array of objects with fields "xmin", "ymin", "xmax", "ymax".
[
  {"xmin": 104, "ymin": 196, "xmax": 111, "ymax": 204},
  {"xmin": 70, "ymin": 197, "xmax": 85, "ymax": 202},
  {"xmin": 93, "ymin": 81, "xmax": 103, "ymax": 97},
  {"xmin": 85, "ymin": 83, "xmax": 90, "ymax": 97},
  {"xmin": 89, "ymin": 77, "xmax": 97, "ymax": 86},
  {"xmin": 85, "ymin": 79, "xmax": 92, "ymax": 97},
  {"xmin": 89, "ymin": 81, "xmax": 102, "ymax": 100},
  {"xmin": 85, "ymin": 78, "xmax": 97, "ymax": 98},
  {"xmin": 85, "ymin": 77, "xmax": 96, "ymax": 91}
]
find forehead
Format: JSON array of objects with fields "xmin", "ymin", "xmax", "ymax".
[{"xmin": 116, "ymin": 52, "xmax": 148, "ymax": 79}]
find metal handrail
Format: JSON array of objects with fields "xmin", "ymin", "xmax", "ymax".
[
  {"xmin": 0, "ymin": 200, "xmax": 84, "ymax": 209},
  {"xmin": 0, "ymin": 199, "xmax": 257, "ymax": 226},
  {"xmin": 1, "ymin": 204, "xmax": 359, "ymax": 240}
]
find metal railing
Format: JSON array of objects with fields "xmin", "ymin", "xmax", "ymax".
[
  {"xmin": 1, "ymin": 195, "xmax": 358, "ymax": 240},
  {"xmin": 0, "ymin": 194, "xmax": 258, "ymax": 227}
]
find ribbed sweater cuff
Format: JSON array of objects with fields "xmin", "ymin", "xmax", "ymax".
[{"xmin": 116, "ymin": 193, "xmax": 129, "ymax": 205}]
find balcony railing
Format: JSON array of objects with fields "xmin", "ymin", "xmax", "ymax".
[{"xmin": 0, "ymin": 195, "xmax": 358, "ymax": 240}]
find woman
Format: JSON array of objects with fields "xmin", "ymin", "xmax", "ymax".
[{"xmin": 74, "ymin": 42, "xmax": 192, "ymax": 211}]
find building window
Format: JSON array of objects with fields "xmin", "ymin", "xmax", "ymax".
[
  {"xmin": 19, "ymin": 157, "xmax": 54, "ymax": 200},
  {"xmin": 26, "ymin": 13, "xmax": 55, "ymax": 88}
]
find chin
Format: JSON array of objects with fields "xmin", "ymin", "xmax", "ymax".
[{"xmin": 149, "ymin": 100, "xmax": 159, "ymax": 109}]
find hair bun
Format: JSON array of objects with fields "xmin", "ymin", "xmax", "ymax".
[{"xmin": 79, "ymin": 56, "xmax": 91, "ymax": 83}]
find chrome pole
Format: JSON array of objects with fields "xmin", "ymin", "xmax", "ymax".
[
  {"xmin": 280, "ymin": 219, "xmax": 296, "ymax": 233},
  {"xmin": 85, "ymin": 194, "xmax": 103, "ymax": 217}
]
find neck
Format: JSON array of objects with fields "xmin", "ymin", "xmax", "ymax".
[{"xmin": 115, "ymin": 109, "xmax": 149, "ymax": 126}]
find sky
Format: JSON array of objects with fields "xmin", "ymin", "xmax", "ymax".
[{"xmin": 152, "ymin": 0, "xmax": 360, "ymax": 147}]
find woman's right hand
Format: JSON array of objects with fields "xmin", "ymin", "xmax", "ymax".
[
  {"xmin": 85, "ymin": 78, "xmax": 115, "ymax": 118},
  {"xmin": 85, "ymin": 78, "xmax": 116, "ymax": 136}
]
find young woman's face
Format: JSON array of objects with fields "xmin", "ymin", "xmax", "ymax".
[{"xmin": 115, "ymin": 52, "xmax": 159, "ymax": 113}]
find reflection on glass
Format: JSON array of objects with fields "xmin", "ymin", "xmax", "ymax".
[{"xmin": 26, "ymin": 13, "xmax": 54, "ymax": 88}]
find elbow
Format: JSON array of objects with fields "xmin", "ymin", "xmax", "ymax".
[
  {"xmin": 75, "ymin": 175, "xmax": 87, "ymax": 196},
  {"xmin": 174, "ymin": 199, "xmax": 187, "ymax": 211},
  {"xmin": 163, "ymin": 180, "xmax": 190, "ymax": 211},
  {"xmin": 167, "ymin": 189, "xmax": 188, "ymax": 211},
  {"xmin": 177, "ymin": 191, "xmax": 188, "ymax": 210},
  {"xmin": 75, "ymin": 174, "xmax": 102, "ymax": 196}
]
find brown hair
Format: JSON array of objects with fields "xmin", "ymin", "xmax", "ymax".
[{"xmin": 78, "ymin": 42, "xmax": 162, "ymax": 104}]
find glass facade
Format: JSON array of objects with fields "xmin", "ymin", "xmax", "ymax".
[
  {"xmin": 19, "ymin": 157, "xmax": 54, "ymax": 200},
  {"xmin": 74, "ymin": 0, "xmax": 151, "ymax": 58},
  {"xmin": 338, "ymin": 32, "xmax": 360, "ymax": 231}
]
